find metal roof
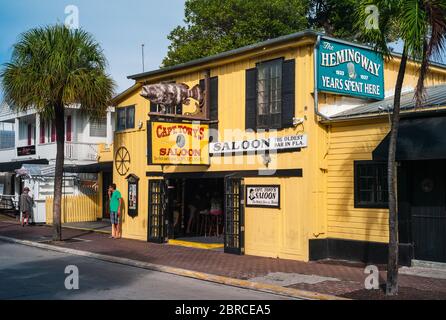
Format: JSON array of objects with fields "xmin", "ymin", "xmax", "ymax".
[{"xmin": 330, "ymin": 84, "xmax": 446, "ymax": 120}]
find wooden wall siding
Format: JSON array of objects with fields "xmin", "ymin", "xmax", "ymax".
[
  {"xmin": 326, "ymin": 120, "xmax": 390, "ymax": 243},
  {"xmin": 46, "ymin": 194, "xmax": 100, "ymax": 224}
]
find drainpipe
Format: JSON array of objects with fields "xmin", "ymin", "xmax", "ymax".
[{"xmin": 314, "ymin": 35, "xmax": 331, "ymax": 121}]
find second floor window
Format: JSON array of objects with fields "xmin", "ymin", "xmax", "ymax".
[
  {"xmin": 0, "ymin": 123, "xmax": 15, "ymax": 150},
  {"xmin": 117, "ymin": 106, "xmax": 135, "ymax": 131},
  {"xmin": 90, "ymin": 117, "xmax": 107, "ymax": 137},
  {"xmin": 257, "ymin": 59, "xmax": 282, "ymax": 129},
  {"xmin": 245, "ymin": 58, "xmax": 295, "ymax": 131}
]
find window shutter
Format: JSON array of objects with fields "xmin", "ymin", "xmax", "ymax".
[
  {"xmin": 66, "ymin": 116, "xmax": 72, "ymax": 142},
  {"xmin": 40, "ymin": 120, "xmax": 45, "ymax": 144},
  {"xmin": 199, "ymin": 79, "xmax": 205, "ymax": 91},
  {"xmin": 51, "ymin": 122, "xmax": 56, "ymax": 142},
  {"xmin": 281, "ymin": 59, "xmax": 295, "ymax": 128},
  {"xmin": 209, "ymin": 76, "xmax": 219, "ymax": 142},
  {"xmin": 210, "ymin": 77, "xmax": 219, "ymax": 121},
  {"xmin": 245, "ymin": 68, "xmax": 257, "ymax": 131}
]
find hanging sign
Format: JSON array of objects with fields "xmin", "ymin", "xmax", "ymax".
[
  {"xmin": 210, "ymin": 134, "xmax": 307, "ymax": 155},
  {"xmin": 317, "ymin": 38, "xmax": 385, "ymax": 100},
  {"xmin": 246, "ymin": 185, "xmax": 280, "ymax": 209},
  {"xmin": 148, "ymin": 121, "xmax": 210, "ymax": 165}
]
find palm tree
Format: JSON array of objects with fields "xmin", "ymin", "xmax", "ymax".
[
  {"xmin": 356, "ymin": 0, "xmax": 446, "ymax": 295},
  {"xmin": 1, "ymin": 25, "xmax": 115, "ymax": 241}
]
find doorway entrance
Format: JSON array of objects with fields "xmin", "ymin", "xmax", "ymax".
[
  {"xmin": 147, "ymin": 176, "xmax": 245, "ymax": 254},
  {"xmin": 406, "ymin": 160, "xmax": 446, "ymax": 262},
  {"xmin": 167, "ymin": 178, "xmax": 225, "ymax": 247}
]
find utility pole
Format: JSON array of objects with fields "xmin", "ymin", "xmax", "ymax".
[{"xmin": 141, "ymin": 44, "xmax": 145, "ymax": 72}]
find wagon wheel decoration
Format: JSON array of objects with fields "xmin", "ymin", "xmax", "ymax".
[{"xmin": 115, "ymin": 147, "xmax": 131, "ymax": 176}]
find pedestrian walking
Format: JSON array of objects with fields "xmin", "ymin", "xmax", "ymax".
[
  {"xmin": 108, "ymin": 183, "xmax": 123, "ymax": 239},
  {"xmin": 19, "ymin": 187, "xmax": 33, "ymax": 227}
]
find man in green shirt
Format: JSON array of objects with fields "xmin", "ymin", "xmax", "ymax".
[{"xmin": 108, "ymin": 183, "xmax": 123, "ymax": 239}]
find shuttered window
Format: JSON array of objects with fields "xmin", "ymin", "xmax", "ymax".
[
  {"xmin": 200, "ymin": 77, "xmax": 219, "ymax": 142},
  {"xmin": 354, "ymin": 161, "xmax": 389, "ymax": 208},
  {"xmin": 90, "ymin": 117, "xmax": 107, "ymax": 137},
  {"xmin": 257, "ymin": 59, "xmax": 282, "ymax": 129},
  {"xmin": 245, "ymin": 58, "xmax": 295, "ymax": 131}
]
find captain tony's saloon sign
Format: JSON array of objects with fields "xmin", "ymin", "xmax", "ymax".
[{"xmin": 317, "ymin": 38, "xmax": 385, "ymax": 100}]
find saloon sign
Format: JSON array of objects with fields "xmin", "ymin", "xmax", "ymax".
[
  {"xmin": 246, "ymin": 185, "xmax": 280, "ymax": 209},
  {"xmin": 148, "ymin": 121, "xmax": 210, "ymax": 165},
  {"xmin": 210, "ymin": 135, "xmax": 307, "ymax": 155},
  {"xmin": 317, "ymin": 38, "xmax": 385, "ymax": 100}
]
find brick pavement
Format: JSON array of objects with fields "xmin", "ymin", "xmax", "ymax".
[{"xmin": 1, "ymin": 220, "xmax": 445, "ymax": 299}]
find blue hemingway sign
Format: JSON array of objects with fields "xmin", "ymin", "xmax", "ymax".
[{"xmin": 317, "ymin": 38, "xmax": 385, "ymax": 100}]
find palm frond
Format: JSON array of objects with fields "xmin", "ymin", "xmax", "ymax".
[{"xmin": 0, "ymin": 24, "xmax": 116, "ymax": 121}]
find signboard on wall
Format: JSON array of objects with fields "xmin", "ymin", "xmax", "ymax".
[
  {"xmin": 148, "ymin": 121, "xmax": 210, "ymax": 165},
  {"xmin": 210, "ymin": 135, "xmax": 307, "ymax": 155},
  {"xmin": 246, "ymin": 185, "xmax": 280, "ymax": 209},
  {"xmin": 17, "ymin": 145, "xmax": 36, "ymax": 157},
  {"xmin": 317, "ymin": 38, "xmax": 385, "ymax": 100}
]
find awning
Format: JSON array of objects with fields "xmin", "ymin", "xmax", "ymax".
[
  {"xmin": 15, "ymin": 164, "xmax": 78, "ymax": 178},
  {"xmin": 64, "ymin": 162, "xmax": 113, "ymax": 174},
  {"xmin": 0, "ymin": 159, "xmax": 49, "ymax": 173},
  {"xmin": 373, "ymin": 116, "xmax": 446, "ymax": 161}
]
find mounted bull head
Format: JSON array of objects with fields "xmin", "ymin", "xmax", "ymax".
[{"xmin": 141, "ymin": 83, "xmax": 204, "ymax": 114}]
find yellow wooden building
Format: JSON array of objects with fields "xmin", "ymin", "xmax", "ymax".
[{"xmin": 112, "ymin": 30, "xmax": 446, "ymax": 265}]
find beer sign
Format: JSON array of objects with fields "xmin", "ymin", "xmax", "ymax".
[{"xmin": 317, "ymin": 38, "xmax": 385, "ymax": 100}]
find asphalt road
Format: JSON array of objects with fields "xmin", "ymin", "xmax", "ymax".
[{"xmin": 0, "ymin": 241, "xmax": 296, "ymax": 300}]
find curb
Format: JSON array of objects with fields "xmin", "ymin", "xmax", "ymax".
[
  {"xmin": 0, "ymin": 235, "xmax": 348, "ymax": 300},
  {"xmin": 54, "ymin": 225, "xmax": 112, "ymax": 235}
]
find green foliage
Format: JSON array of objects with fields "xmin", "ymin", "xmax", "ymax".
[
  {"xmin": 162, "ymin": 0, "xmax": 310, "ymax": 67},
  {"xmin": 355, "ymin": 0, "xmax": 446, "ymax": 105},
  {"xmin": 0, "ymin": 24, "xmax": 116, "ymax": 121},
  {"xmin": 308, "ymin": 0, "xmax": 359, "ymax": 39}
]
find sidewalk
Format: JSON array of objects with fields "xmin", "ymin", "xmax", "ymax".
[{"xmin": 1, "ymin": 219, "xmax": 446, "ymax": 300}]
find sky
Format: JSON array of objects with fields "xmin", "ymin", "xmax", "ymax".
[
  {"xmin": 0, "ymin": 1, "xmax": 445, "ymax": 101},
  {"xmin": 0, "ymin": 0, "xmax": 186, "ymax": 99}
]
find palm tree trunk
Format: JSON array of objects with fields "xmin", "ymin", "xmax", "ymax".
[
  {"xmin": 52, "ymin": 105, "xmax": 65, "ymax": 241},
  {"xmin": 386, "ymin": 46, "xmax": 408, "ymax": 296}
]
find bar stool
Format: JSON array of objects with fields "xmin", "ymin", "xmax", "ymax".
[
  {"xmin": 209, "ymin": 210, "xmax": 223, "ymax": 237},
  {"xmin": 199, "ymin": 210, "xmax": 210, "ymax": 237}
]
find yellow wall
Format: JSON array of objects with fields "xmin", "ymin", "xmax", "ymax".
[
  {"xmin": 113, "ymin": 35, "xmax": 446, "ymax": 261},
  {"xmin": 326, "ymin": 120, "xmax": 390, "ymax": 243},
  {"xmin": 324, "ymin": 59, "xmax": 446, "ymax": 244},
  {"xmin": 46, "ymin": 194, "xmax": 99, "ymax": 224}
]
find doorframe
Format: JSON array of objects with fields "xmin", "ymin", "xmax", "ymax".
[
  {"xmin": 224, "ymin": 177, "xmax": 245, "ymax": 255},
  {"xmin": 147, "ymin": 179, "xmax": 167, "ymax": 243}
]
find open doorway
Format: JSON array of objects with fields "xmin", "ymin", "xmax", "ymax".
[{"xmin": 167, "ymin": 178, "xmax": 225, "ymax": 246}]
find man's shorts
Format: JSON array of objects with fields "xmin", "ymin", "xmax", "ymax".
[{"xmin": 110, "ymin": 211, "xmax": 120, "ymax": 225}]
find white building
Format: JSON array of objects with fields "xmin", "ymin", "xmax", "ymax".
[{"xmin": 0, "ymin": 103, "xmax": 115, "ymax": 222}]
